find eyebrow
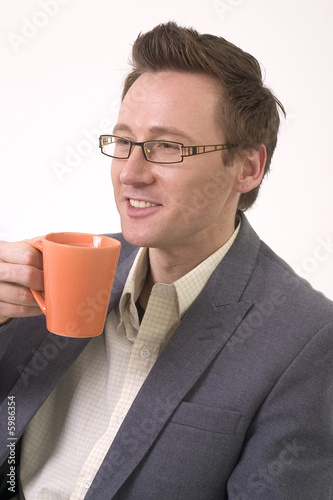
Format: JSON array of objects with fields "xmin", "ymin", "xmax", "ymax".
[{"xmin": 112, "ymin": 124, "xmax": 194, "ymax": 144}]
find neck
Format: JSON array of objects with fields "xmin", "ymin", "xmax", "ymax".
[{"xmin": 139, "ymin": 216, "xmax": 238, "ymax": 308}]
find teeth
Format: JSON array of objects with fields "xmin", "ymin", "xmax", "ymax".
[{"xmin": 130, "ymin": 199, "xmax": 157, "ymax": 208}]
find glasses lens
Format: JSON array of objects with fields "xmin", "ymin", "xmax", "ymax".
[
  {"xmin": 101, "ymin": 136, "xmax": 130, "ymax": 158},
  {"xmin": 145, "ymin": 141, "xmax": 182, "ymax": 163}
]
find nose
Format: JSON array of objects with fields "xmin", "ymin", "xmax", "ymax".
[{"xmin": 118, "ymin": 144, "xmax": 154, "ymax": 186}]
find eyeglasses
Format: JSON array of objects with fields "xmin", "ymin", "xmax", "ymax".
[{"xmin": 99, "ymin": 135, "xmax": 237, "ymax": 165}]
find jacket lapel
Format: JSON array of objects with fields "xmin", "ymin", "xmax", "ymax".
[{"xmin": 86, "ymin": 214, "xmax": 261, "ymax": 499}]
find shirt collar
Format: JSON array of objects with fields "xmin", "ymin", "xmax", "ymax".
[
  {"xmin": 118, "ymin": 217, "xmax": 241, "ymax": 337},
  {"xmin": 118, "ymin": 247, "xmax": 149, "ymax": 336},
  {"xmin": 174, "ymin": 219, "xmax": 241, "ymax": 318}
]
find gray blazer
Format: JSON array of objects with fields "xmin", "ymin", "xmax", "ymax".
[{"xmin": 1, "ymin": 214, "xmax": 333, "ymax": 499}]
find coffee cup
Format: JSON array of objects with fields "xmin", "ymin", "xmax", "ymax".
[{"xmin": 29, "ymin": 232, "xmax": 121, "ymax": 337}]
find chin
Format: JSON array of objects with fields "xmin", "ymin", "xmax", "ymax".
[{"xmin": 121, "ymin": 228, "xmax": 152, "ymax": 248}]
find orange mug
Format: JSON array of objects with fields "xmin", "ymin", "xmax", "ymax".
[{"xmin": 29, "ymin": 232, "xmax": 121, "ymax": 337}]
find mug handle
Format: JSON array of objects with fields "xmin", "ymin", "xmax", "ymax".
[{"xmin": 29, "ymin": 239, "xmax": 46, "ymax": 315}]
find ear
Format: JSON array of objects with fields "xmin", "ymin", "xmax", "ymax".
[{"xmin": 234, "ymin": 144, "xmax": 267, "ymax": 194}]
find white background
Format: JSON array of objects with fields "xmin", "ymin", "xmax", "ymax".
[{"xmin": 1, "ymin": 0, "xmax": 333, "ymax": 300}]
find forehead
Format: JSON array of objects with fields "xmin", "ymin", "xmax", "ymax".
[{"xmin": 117, "ymin": 71, "xmax": 224, "ymax": 141}]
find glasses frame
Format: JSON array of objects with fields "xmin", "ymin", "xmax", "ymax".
[{"xmin": 99, "ymin": 135, "xmax": 237, "ymax": 165}]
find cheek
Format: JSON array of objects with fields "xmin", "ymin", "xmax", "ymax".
[{"xmin": 184, "ymin": 170, "xmax": 230, "ymax": 216}]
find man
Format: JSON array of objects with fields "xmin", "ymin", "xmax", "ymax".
[{"xmin": 0, "ymin": 22, "xmax": 332, "ymax": 500}]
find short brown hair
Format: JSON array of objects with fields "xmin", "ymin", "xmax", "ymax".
[{"xmin": 122, "ymin": 22, "xmax": 286, "ymax": 211}]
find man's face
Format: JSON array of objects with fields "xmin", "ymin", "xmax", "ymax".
[{"xmin": 111, "ymin": 71, "xmax": 242, "ymax": 254}]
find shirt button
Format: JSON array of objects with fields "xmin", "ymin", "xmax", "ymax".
[
  {"xmin": 140, "ymin": 348, "xmax": 150, "ymax": 359},
  {"xmin": 84, "ymin": 477, "xmax": 92, "ymax": 489},
  {"xmin": 118, "ymin": 413, "xmax": 126, "ymax": 424}
]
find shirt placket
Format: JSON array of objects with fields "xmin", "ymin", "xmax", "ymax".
[{"xmin": 70, "ymin": 284, "xmax": 179, "ymax": 499}]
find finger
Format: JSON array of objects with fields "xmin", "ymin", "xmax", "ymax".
[
  {"xmin": 0, "ymin": 302, "xmax": 43, "ymax": 324},
  {"xmin": 0, "ymin": 282, "xmax": 40, "ymax": 307},
  {"xmin": 0, "ymin": 262, "xmax": 44, "ymax": 290},
  {"xmin": 0, "ymin": 240, "xmax": 43, "ymax": 269},
  {"xmin": 0, "ymin": 280, "xmax": 44, "ymax": 325}
]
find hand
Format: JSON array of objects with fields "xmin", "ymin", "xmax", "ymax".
[{"xmin": 0, "ymin": 240, "xmax": 44, "ymax": 325}]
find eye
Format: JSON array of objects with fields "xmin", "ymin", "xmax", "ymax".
[
  {"xmin": 145, "ymin": 141, "xmax": 182, "ymax": 163},
  {"xmin": 155, "ymin": 141, "xmax": 180, "ymax": 151},
  {"xmin": 113, "ymin": 137, "xmax": 130, "ymax": 147},
  {"xmin": 163, "ymin": 142, "xmax": 177, "ymax": 149}
]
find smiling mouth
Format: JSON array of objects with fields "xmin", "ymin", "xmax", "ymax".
[{"xmin": 129, "ymin": 199, "xmax": 158, "ymax": 208}]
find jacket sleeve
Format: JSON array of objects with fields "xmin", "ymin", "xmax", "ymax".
[
  {"xmin": 226, "ymin": 321, "xmax": 333, "ymax": 500},
  {"xmin": 0, "ymin": 320, "xmax": 16, "ymax": 361}
]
